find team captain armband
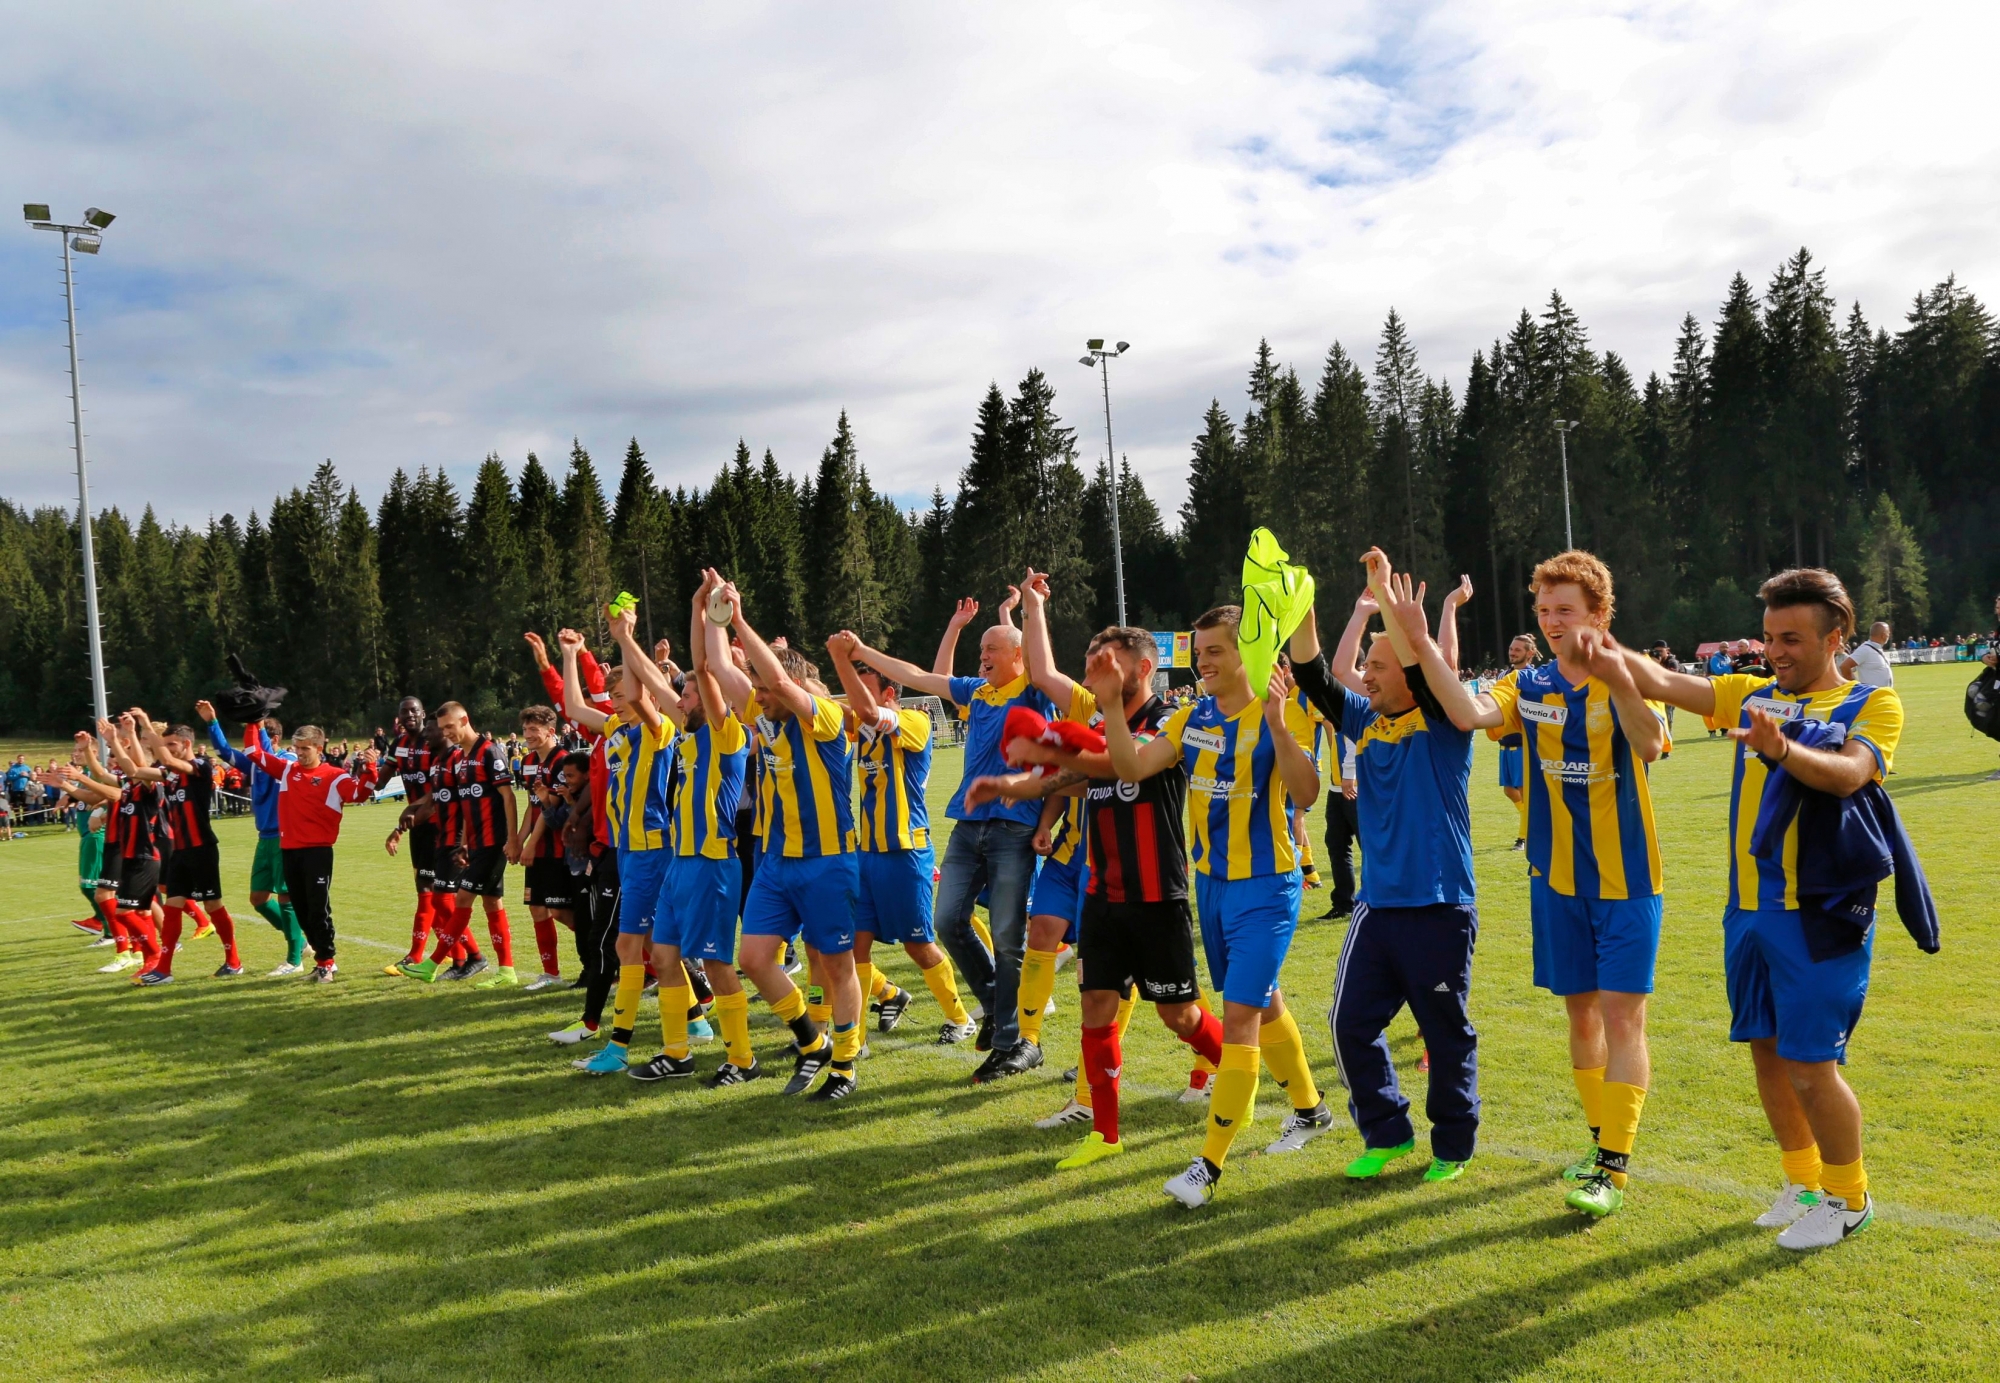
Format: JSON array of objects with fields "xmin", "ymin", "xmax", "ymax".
[{"xmin": 1001, "ymin": 706, "xmax": 1104, "ymax": 776}]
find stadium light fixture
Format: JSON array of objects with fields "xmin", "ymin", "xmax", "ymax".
[
  {"xmin": 1080, "ymin": 339, "xmax": 1133, "ymax": 625},
  {"xmin": 23, "ymin": 204, "xmax": 120, "ymax": 732},
  {"xmin": 1553, "ymin": 418, "xmax": 1579, "ymax": 550}
]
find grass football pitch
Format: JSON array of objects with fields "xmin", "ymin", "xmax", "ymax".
[{"xmin": 2, "ymin": 663, "xmax": 1997, "ymax": 1381}]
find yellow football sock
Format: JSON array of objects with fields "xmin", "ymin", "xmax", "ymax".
[
  {"xmin": 1017, "ymin": 947, "xmax": 1059, "ymax": 1045},
  {"xmin": 1596, "ymin": 1081, "xmax": 1647, "ymax": 1188},
  {"xmin": 871, "ymin": 966, "xmax": 893, "ymax": 1000},
  {"xmin": 1780, "ymin": 1142, "xmax": 1824, "ymax": 1193},
  {"xmin": 855, "ymin": 963, "xmax": 876, "ymax": 1007},
  {"xmin": 1259, "ymin": 1008, "xmax": 1322, "ymax": 1111},
  {"xmin": 1573, "ymin": 1065, "xmax": 1607, "ymax": 1139},
  {"xmin": 969, "ymin": 913, "xmax": 993, "ymax": 954},
  {"xmin": 770, "ymin": 985, "xmax": 806, "ymax": 1022},
  {"xmin": 807, "ymin": 983, "xmax": 832, "ymax": 1029},
  {"xmin": 1516, "ymin": 792, "xmax": 1529, "ymax": 840},
  {"xmin": 832, "ymin": 1021, "xmax": 863, "ymax": 1065},
  {"xmin": 921, "ymin": 958, "xmax": 970, "ymax": 1025},
  {"xmin": 1820, "ymin": 1156, "xmax": 1868, "ymax": 1208},
  {"xmin": 716, "ymin": 989, "xmax": 754, "ymax": 1068},
  {"xmin": 658, "ymin": 983, "xmax": 691, "ymax": 1060},
  {"xmin": 1297, "ymin": 831, "xmax": 1316, "ymax": 870},
  {"xmin": 1113, "ymin": 987, "xmax": 1138, "ymax": 1040},
  {"xmin": 1201, "ymin": 1044, "xmax": 1261, "ymax": 1169},
  {"xmin": 610, "ymin": 964, "xmax": 646, "ymax": 1043},
  {"xmin": 1075, "ymin": 1059, "xmax": 1093, "ymax": 1108}
]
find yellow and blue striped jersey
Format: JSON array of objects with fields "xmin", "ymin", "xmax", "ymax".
[
  {"xmin": 604, "ymin": 714, "xmax": 673, "ymax": 853},
  {"xmin": 1483, "ymin": 667, "xmax": 1527, "ymax": 748},
  {"xmin": 946, "ymin": 672, "xmax": 1057, "ymax": 825},
  {"xmin": 856, "ymin": 706, "xmax": 933, "ymax": 852},
  {"xmin": 1712, "ymin": 674, "xmax": 1902, "ymax": 911},
  {"xmin": 1490, "ymin": 666, "xmax": 1664, "ymax": 899},
  {"xmin": 747, "ymin": 691, "xmax": 855, "ymax": 859},
  {"xmin": 1283, "ymin": 686, "xmax": 1326, "ymax": 766},
  {"xmin": 1163, "ymin": 696, "xmax": 1297, "ymax": 879},
  {"xmin": 1045, "ymin": 796, "xmax": 1084, "ymax": 866},
  {"xmin": 670, "ymin": 713, "xmax": 749, "ymax": 859}
]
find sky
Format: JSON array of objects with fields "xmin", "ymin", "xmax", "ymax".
[{"xmin": 2, "ymin": 0, "xmax": 1996, "ymax": 528}]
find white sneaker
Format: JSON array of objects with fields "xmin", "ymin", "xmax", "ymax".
[
  {"xmin": 1164, "ymin": 1156, "xmax": 1219, "ymax": 1209},
  {"xmin": 1753, "ymin": 1183, "xmax": 1821, "ymax": 1228},
  {"xmin": 1034, "ymin": 1098, "xmax": 1092, "ymax": 1129},
  {"xmin": 1043, "ymin": 997, "xmax": 1058, "ymax": 1015},
  {"xmin": 1776, "ymin": 1193, "xmax": 1873, "ymax": 1250},
  {"xmin": 549, "ymin": 1022, "xmax": 597, "ymax": 1045},
  {"xmin": 522, "ymin": 973, "xmax": 563, "ymax": 993},
  {"xmin": 267, "ymin": 962, "xmax": 305, "ymax": 977},
  {"xmin": 1054, "ymin": 945, "xmax": 1074, "ymax": 972},
  {"xmin": 1177, "ymin": 1081, "xmax": 1212, "ymax": 1105},
  {"xmin": 87, "ymin": 937, "xmax": 116, "ymax": 949},
  {"xmin": 96, "ymin": 957, "xmax": 132, "ymax": 973},
  {"xmin": 1264, "ymin": 1103, "xmax": 1335, "ymax": 1154}
]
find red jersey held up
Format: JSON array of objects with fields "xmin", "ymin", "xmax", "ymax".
[{"xmin": 243, "ymin": 726, "xmax": 374, "ymax": 849}]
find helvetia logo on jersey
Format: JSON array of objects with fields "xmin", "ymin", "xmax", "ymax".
[
  {"xmin": 1751, "ymin": 697, "xmax": 1805, "ymax": 721},
  {"xmin": 1518, "ymin": 702, "xmax": 1567, "ymax": 726},
  {"xmin": 1182, "ymin": 727, "xmax": 1228, "ymax": 755}
]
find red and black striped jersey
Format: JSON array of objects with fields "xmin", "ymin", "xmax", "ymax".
[
  {"xmin": 163, "ymin": 756, "xmax": 217, "ymax": 849},
  {"xmin": 118, "ymin": 779, "xmax": 171, "ymax": 860},
  {"xmin": 519, "ymin": 745, "xmax": 565, "ymax": 861},
  {"xmin": 379, "ymin": 729, "xmax": 435, "ymax": 802},
  {"xmin": 1084, "ymin": 696, "xmax": 1189, "ymax": 903},
  {"xmin": 102, "ymin": 771, "xmax": 126, "ymax": 851},
  {"xmin": 427, "ymin": 754, "xmax": 460, "ymax": 845},
  {"xmin": 451, "ymin": 733, "xmax": 515, "ymax": 849}
]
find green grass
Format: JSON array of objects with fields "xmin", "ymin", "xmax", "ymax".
[{"xmin": 3, "ymin": 664, "xmax": 1999, "ymax": 1381}]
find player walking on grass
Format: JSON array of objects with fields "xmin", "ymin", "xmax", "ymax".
[
  {"xmin": 376, "ymin": 698, "xmax": 452, "ymax": 976},
  {"xmin": 1614, "ymin": 568, "xmax": 1908, "ymax": 1251},
  {"xmin": 98, "ymin": 715, "xmax": 172, "ymax": 981},
  {"xmin": 513, "ymin": 704, "xmax": 574, "ymax": 992},
  {"xmin": 136, "ymin": 721, "xmax": 245, "ymax": 981},
  {"xmin": 1289, "ymin": 554, "xmax": 1481, "ymax": 1186},
  {"xmin": 614, "ymin": 591, "xmax": 746, "ymax": 1084},
  {"xmin": 199, "ymin": 703, "xmax": 309, "ymax": 974},
  {"xmin": 706, "ymin": 576, "xmax": 865, "ymax": 1100},
  {"xmin": 847, "ymin": 603, "xmax": 1051, "ymax": 1082},
  {"xmin": 1086, "ymin": 608, "xmax": 1333, "ymax": 1206},
  {"xmin": 240, "ymin": 722, "xmax": 378, "ymax": 983},
  {"xmin": 436, "ymin": 703, "xmax": 523, "ymax": 989},
  {"xmin": 825, "ymin": 628, "xmax": 978, "ymax": 1045},
  {"xmin": 548, "ymin": 639, "xmax": 628, "ymax": 1048},
  {"xmin": 1442, "ymin": 552, "xmax": 1668, "ymax": 1218}
]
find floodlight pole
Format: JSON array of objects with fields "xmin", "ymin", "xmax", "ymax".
[
  {"xmin": 1554, "ymin": 419, "xmax": 1577, "ymax": 551},
  {"xmin": 1081, "ymin": 341, "xmax": 1129, "ymax": 627}
]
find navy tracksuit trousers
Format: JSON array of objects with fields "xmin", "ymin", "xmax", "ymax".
[{"xmin": 1327, "ymin": 901, "xmax": 1481, "ymax": 1162}]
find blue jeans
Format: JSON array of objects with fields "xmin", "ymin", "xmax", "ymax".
[{"xmin": 933, "ymin": 818, "xmax": 1038, "ymax": 1049}]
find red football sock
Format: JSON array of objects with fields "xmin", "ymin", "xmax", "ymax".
[
  {"xmin": 483, "ymin": 900, "xmax": 514, "ymax": 968},
  {"xmin": 406, "ymin": 892, "xmax": 435, "ymax": 963},
  {"xmin": 428, "ymin": 900, "xmax": 475, "ymax": 964},
  {"xmin": 156, "ymin": 905, "xmax": 184, "ymax": 977},
  {"xmin": 107, "ymin": 908, "xmax": 132, "ymax": 951},
  {"xmin": 185, "ymin": 900, "xmax": 211, "ymax": 930},
  {"xmin": 1184, "ymin": 1007, "xmax": 1224, "ymax": 1067},
  {"xmin": 124, "ymin": 910, "xmax": 162, "ymax": 966},
  {"xmin": 210, "ymin": 905, "xmax": 241, "ymax": 967},
  {"xmin": 1082, "ymin": 1023, "xmax": 1122, "ymax": 1144},
  {"xmin": 533, "ymin": 914, "xmax": 562, "ymax": 977}
]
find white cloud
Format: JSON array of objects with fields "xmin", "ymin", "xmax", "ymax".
[{"xmin": 1, "ymin": 0, "xmax": 1995, "ymax": 526}]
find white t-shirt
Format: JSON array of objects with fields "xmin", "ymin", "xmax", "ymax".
[{"xmin": 1848, "ymin": 640, "xmax": 1894, "ymax": 687}]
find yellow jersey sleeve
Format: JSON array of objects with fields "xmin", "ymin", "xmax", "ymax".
[
  {"xmin": 895, "ymin": 706, "xmax": 933, "ymax": 750},
  {"xmin": 1484, "ymin": 671, "xmax": 1521, "ymax": 742},
  {"xmin": 743, "ymin": 691, "xmax": 762, "ymax": 723},
  {"xmin": 1645, "ymin": 700, "xmax": 1673, "ymax": 756},
  {"xmin": 1848, "ymin": 686, "xmax": 1903, "ymax": 778},
  {"xmin": 645, "ymin": 719, "xmax": 675, "ymax": 751},
  {"xmin": 1162, "ymin": 703, "xmax": 1195, "ymax": 749},
  {"xmin": 1707, "ymin": 673, "xmax": 1763, "ymax": 731},
  {"xmin": 712, "ymin": 711, "xmax": 747, "ymax": 754},
  {"xmin": 806, "ymin": 695, "xmax": 845, "ymax": 743},
  {"xmin": 1065, "ymin": 684, "xmax": 1098, "ymax": 724}
]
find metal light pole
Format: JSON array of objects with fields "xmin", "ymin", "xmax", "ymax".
[
  {"xmin": 1079, "ymin": 339, "xmax": 1130, "ymax": 625},
  {"xmin": 1553, "ymin": 418, "xmax": 1579, "ymax": 551},
  {"xmin": 24, "ymin": 204, "xmax": 117, "ymax": 730}
]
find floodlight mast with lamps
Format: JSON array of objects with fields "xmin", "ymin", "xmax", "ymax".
[
  {"xmin": 1078, "ymin": 339, "xmax": 1131, "ymax": 625},
  {"xmin": 23, "ymin": 203, "xmax": 118, "ymax": 732},
  {"xmin": 1553, "ymin": 418, "xmax": 1579, "ymax": 550}
]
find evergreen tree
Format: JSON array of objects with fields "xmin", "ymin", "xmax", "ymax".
[
  {"xmin": 801, "ymin": 413, "xmax": 881, "ymax": 656},
  {"xmin": 560, "ymin": 441, "xmax": 615, "ymax": 649},
  {"xmin": 1178, "ymin": 400, "xmax": 1253, "ymax": 613},
  {"xmin": 1855, "ymin": 491, "xmax": 1930, "ymax": 631}
]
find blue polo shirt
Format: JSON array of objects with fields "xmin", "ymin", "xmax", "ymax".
[
  {"xmin": 1331, "ymin": 682, "xmax": 1475, "ymax": 909},
  {"xmin": 945, "ymin": 672, "xmax": 1056, "ymax": 826}
]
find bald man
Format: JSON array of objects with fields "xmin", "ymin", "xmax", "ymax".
[
  {"xmin": 1838, "ymin": 622, "xmax": 1895, "ymax": 688},
  {"xmin": 849, "ymin": 595, "xmax": 1059, "ymax": 1082}
]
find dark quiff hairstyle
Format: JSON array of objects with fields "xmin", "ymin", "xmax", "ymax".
[
  {"xmin": 1193, "ymin": 605, "xmax": 1243, "ymax": 640},
  {"xmin": 1759, "ymin": 567, "xmax": 1856, "ymax": 639},
  {"xmin": 519, "ymin": 704, "xmax": 560, "ymax": 730},
  {"xmin": 1086, "ymin": 625, "xmax": 1156, "ymax": 663}
]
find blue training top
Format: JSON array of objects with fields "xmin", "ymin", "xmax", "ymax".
[{"xmin": 206, "ymin": 719, "xmax": 290, "ymax": 838}]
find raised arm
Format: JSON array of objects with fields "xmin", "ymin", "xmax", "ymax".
[
  {"xmin": 1378, "ymin": 569, "xmax": 1502, "ymax": 732},
  {"xmin": 557, "ymin": 629, "xmax": 610, "ymax": 734},
  {"xmin": 241, "ymin": 721, "xmax": 291, "ymax": 779},
  {"xmin": 1579, "ymin": 629, "xmax": 1664, "ymax": 763},
  {"xmin": 726, "ymin": 584, "xmax": 816, "ymax": 721},
  {"xmin": 850, "ymin": 638, "xmax": 953, "ymax": 700},
  {"xmin": 1328, "ymin": 593, "xmax": 1377, "ymax": 697},
  {"xmin": 146, "ymin": 722, "xmax": 196, "ymax": 776},
  {"xmin": 1084, "ymin": 647, "xmax": 1180, "ymax": 782},
  {"xmin": 1019, "ymin": 568, "xmax": 1079, "ymax": 707},
  {"xmin": 1618, "ymin": 647, "xmax": 1717, "ymax": 717},
  {"xmin": 692, "ymin": 576, "xmax": 736, "ymax": 731},
  {"xmin": 826, "ymin": 630, "xmax": 884, "ymax": 726},
  {"xmin": 196, "ymin": 702, "xmax": 253, "ymax": 772},
  {"xmin": 1438, "ymin": 575, "xmax": 1473, "ymax": 674},
  {"xmin": 1260, "ymin": 663, "xmax": 1321, "ymax": 808},
  {"xmin": 933, "ymin": 598, "xmax": 978, "ymax": 678},
  {"xmin": 610, "ymin": 607, "xmax": 685, "ymax": 731}
]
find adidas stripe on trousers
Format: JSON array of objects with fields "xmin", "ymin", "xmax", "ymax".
[{"xmin": 1327, "ymin": 900, "xmax": 1481, "ymax": 1162}]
